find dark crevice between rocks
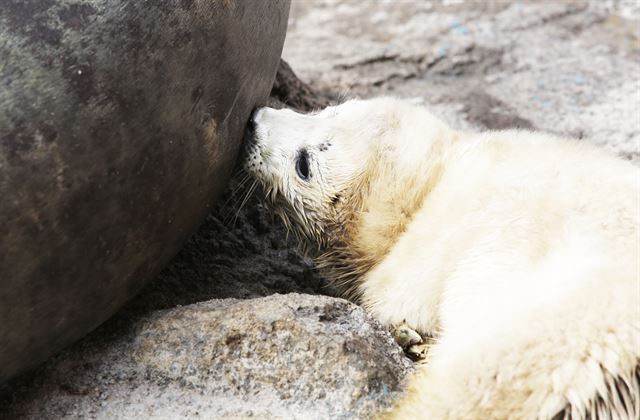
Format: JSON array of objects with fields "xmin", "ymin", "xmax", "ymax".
[
  {"xmin": 268, "ymin": 59, "xmax": 334, "ymax": 111},
  {"xmin": 0, "ymin": 59, "xmax": 338, "ymax": 402}
]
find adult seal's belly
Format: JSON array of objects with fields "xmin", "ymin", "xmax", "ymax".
[{"xmin": 0, "ymin": 0, "xmax": 290, "ymax": 382}]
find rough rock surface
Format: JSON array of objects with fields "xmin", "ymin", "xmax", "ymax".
[
  {"xmin": 1, "ymin": 294, "xmax": 412, "ymax": 419},
  {"xmin": 286, "ymin": 0, "xmax": 639, "ymax": 161}
]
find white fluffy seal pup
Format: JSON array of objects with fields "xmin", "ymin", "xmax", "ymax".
[{"xmin": 242, "ymin": 97, "xmax": 640, "ymax": 419}]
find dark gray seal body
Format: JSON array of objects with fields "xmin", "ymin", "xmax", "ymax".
[{"xmin": 0, "ymin": 0, "xmax": 290, "ymax": 382}]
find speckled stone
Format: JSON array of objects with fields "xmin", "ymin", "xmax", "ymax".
[
  {"xmin": 285, "ymin": 0, "xmax": 639, "ymax": 160},
  {"xmin": 1, "ymin": 294, "xmax": 413, "ymax": 419}
]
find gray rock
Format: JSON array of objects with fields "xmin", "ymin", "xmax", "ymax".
[
  {"xmin": 285, "ymin": 0, "xmax": 639, "ymax": 161},
  {"xmin": 1, "ymin": 294, "xmax": 412, "ymax": 419}
]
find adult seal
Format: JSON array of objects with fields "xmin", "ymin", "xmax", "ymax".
[{"xmin": 0, "ymin": 0, "xmax": 290, "ymax": 382}]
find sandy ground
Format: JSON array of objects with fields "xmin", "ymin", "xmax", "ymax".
[{"xmin": 284, "ymin": 0, "xmax": 639, "ymax": 160}]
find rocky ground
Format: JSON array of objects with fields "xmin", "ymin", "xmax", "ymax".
[
  {"xmin": 1, "ymin": 1, "xmax": 639, "ymax": 418},
  {"xmin": 286, "ymin": 0, "xmax": 639, "ymax": 160},
  {"xmin": 1, "ymin": 295, "xmax": 411, "ymax": 419}
]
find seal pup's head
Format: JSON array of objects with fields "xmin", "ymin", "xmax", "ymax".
[{"xmin": 243, "ymin": 97, "xmax": 453, "ymax": 298}]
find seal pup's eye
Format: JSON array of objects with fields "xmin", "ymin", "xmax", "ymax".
[{"xmin": 296, "ymin": 149, "xmax": 311, "ymax": 181}]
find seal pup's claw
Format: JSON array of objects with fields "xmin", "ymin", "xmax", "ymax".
[
  {"xmin": 391, "ymin": 321, "xmax": 432, "ymax": 362},
  {"xmin": 391, "ymin": 321, "xmax": 423, "ymax": 348},
  {"xmin": 406, "ymin": 342, "xmax": 430, "ymax": 363}
]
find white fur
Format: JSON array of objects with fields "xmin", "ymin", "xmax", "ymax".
[{"xmin": 245, "ymin": 98, "xmax": 640, "ymax": 419}]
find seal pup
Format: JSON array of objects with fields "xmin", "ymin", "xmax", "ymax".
[{"xmin": 243, "ymin": 97, "xmax": 640, "ymax": 419}]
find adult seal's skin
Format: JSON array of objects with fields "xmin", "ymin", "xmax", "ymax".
[
  {"xmin": 244, "ymin": 98, "xmax": 640, "ymax": 419},
  {"xmin": 0, "ymin": 0, "xmax": 290, "ymax": 382}
]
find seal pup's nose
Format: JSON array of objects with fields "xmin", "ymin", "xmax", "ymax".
[
  {"xmin": 246, "ymin": 108, "xmax": 259, "ymax": 133},
  {"xmin": 243, "ymin": 110, "xmax": 259, "ymax": 148}
]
